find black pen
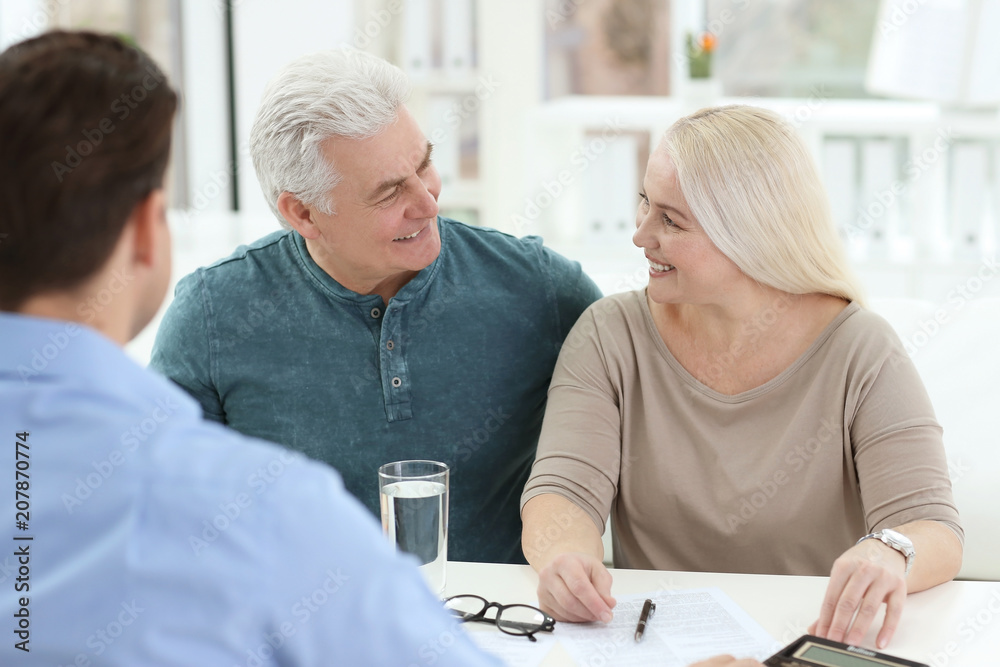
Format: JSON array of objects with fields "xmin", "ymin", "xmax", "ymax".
[{"xmin": 634, "ymin": 598, "xmax": 655, "ymax": 642}]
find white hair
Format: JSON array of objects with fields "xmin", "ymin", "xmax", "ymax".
[
  {"xmin": 250, "ymin": 47, "xmax": 411, "ymax": 227},
  {"xmin": 662, "ymin": 105, "xmax": 866, "ymax": 306}
]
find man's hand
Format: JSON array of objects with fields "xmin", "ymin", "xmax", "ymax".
[
  {"xmin": 535, "ymin": 552, "xmax": 616, "ymax": 623},
  {"xmin": 688, "ymin": 656, "xmax": 764, "ymax": 667},
  {"xmin": 810, "ymin": 538, "xmax": 907, "ymax": 649}
]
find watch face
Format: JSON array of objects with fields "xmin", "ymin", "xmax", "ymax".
[{"xmin": 881, "ymin": 529, "xmax": 915, "ymax": 553}]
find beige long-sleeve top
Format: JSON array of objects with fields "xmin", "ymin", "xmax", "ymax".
[{"xmin": 521, "ymin": 290, "xmax": 963, "ymax": 575}]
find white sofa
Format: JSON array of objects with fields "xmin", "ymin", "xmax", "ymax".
[{"xmin": 871, "ymin": 297, "xmax": 1000, "ymax": 581}]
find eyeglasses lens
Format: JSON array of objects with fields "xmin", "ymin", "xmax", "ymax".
[
  {"xmin": 444, "ymin": 595, "xmax": 485, "ymax": 620},
  {"xmin": 496, "ymin": 604, "xmax": 548, "ymax": 635}
]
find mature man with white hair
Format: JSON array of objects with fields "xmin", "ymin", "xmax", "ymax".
[{"xmin": 151, "ymin": 48, "xmax": 603, "ymax": 564}]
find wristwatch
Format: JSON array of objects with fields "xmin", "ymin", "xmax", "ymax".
[{"xmin": 857, "ymin": 528, "xmax": 915, "ymax": 576}]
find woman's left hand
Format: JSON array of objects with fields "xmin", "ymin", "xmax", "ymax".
[{"xmin": 809, "ymin": 538, "xmax": 908, "ymax": 649}]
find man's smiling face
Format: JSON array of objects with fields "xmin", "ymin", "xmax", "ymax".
[{"xmin": 304, "ymin": 105, "xmax": 443, "ymax": 298}]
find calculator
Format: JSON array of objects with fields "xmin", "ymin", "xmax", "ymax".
[{"xmin": 764, "ymin": 634, "xmax": 929, "ymax": 667}]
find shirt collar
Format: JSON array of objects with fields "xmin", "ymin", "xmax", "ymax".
[
  {"xmin": 0, "ymin": 312, "xmax": 200, "ymax": 417},
  {"xmin": 290, "ymin": 217, "xmax": 447, "ymax": 305}
]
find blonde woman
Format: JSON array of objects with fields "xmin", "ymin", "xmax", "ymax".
[{"xmin": 521, "ymin": 105, "xmax": 962, "ymax": 650}]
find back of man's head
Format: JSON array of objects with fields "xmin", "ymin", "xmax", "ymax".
[
  {"xmin": 250, "ymin": 47, "xmax": 410, "ymax": 226},
  {"xmin": 0, "ymin": 30, "xmax": 178, "ymax": 311}
]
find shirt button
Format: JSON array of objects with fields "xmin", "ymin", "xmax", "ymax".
[
  {"xmin": 391, "ymin": 377, "xmax": 402, "ymax": 388},
  {"xmin": 370, "ymin": 307, "xmax": 381, "ymax": 319},
  {"xmin": 387, "ymin": 340, "xmax": 395, "ymax": 350}
]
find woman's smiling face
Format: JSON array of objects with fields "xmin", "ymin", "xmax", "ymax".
[{"xmin": 632, "ymin": 148, "xmax": 748, "ymax": 306}]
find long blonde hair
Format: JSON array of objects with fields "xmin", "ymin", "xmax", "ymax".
[{"xmin": 662, "ymin": 105, "xmax": 866, "ymax": 306}]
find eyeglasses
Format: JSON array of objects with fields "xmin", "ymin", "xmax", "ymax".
[{"xmin": 444, "ymin": 594, "xmax": 556, "ymax": 642}]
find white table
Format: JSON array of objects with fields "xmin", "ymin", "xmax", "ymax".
[{"xmin": 445, "ymin": 562, "xmax": 1000, "ymax": 666}]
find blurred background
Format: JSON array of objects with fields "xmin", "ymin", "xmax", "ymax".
[{"xmin": 1, "ymin": 0, "xmax": 999, "ymax": 349}]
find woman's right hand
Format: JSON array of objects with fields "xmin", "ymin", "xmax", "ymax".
[{"xmin": 536, "ymin": 551, "xmax": 616, "ymax": 623}]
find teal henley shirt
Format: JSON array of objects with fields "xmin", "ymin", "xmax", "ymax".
[{"xmin": 150, "ymin": 218, "xmax": 602, "ymax": 563}]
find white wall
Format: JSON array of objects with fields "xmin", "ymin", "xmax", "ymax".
[
  {"xmin": 131, "ymin": 0, "xmax": 356, "ymax": 366},
  {"xmin": 175, "ymin": 0, "xmax": 355, "ymax": 247},
  {"xmin": 232, "ymin": 0, "xmax": 354, "ymax": 238},
  {"xmin": 0, "ymin": 0, "xmax": 45, "ymax": 50}
]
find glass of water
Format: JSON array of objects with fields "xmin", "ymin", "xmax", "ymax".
[{"xmin": 378, "ymin": 460, "xmax": 449, "ymax": 596}]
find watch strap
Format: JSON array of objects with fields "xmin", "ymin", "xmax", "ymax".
[{"xmin": 857, "ymin": 530, "xmax": 915, "ymax": 576}]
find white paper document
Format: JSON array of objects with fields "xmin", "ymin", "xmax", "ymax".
[
  {"xmin": 466, "ymin": 587, "xmax": 774, "ymax": 666},
  {"xmin": 555, "ymin": 588, "xmax": 775, "ymax": 666}
]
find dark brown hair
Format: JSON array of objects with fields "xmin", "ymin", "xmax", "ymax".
[{"xmin": 0, "ymin": 31, "xmax": 178, "ymax": 310}]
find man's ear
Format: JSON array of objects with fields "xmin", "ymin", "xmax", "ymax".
[
  {"xmin": 277, "ymin": 191, "xmax": 321, "ymax": 240},
  {"xmin": 131, "ymin": 189, "xmax": 167, "ymax": 267}
]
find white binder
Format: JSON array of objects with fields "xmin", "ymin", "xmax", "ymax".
[
  {"xmin": 950, "ymin": 142, "xmax": 990, "ymax": 260},
  {"xmin": 583, "ymin": 134, "xmax": 639, "ymax": 246},
  {"xmin": 425, "ymin": 95, "xmax": 461, "ymax": 188},
  {"xmin": 403, "ymin": 0, "xmax": 433, "ymax": 79},
  {"xmin": 858, "ymin": 139, "xmax": 899, "ymax": 260},
  {"xmin": 441, "ymin": 0, "xmax": 474, "ymax": 75},
  {"xmin": 823, "ymin": 139, "xmax": 859, "ymax": 253}
]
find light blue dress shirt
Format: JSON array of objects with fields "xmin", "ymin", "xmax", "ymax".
[{"xmin": 0, "ymin": 313, "xmax": 500, "ymax": 666}]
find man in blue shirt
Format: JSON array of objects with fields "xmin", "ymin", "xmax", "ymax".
[
  {"xmin": 0, "ymin": 31, "xmax": 497, "ymax": 666},
  {"xmin": 150, "ymin": 48, "xmax": 603, "ymax": 564}
]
